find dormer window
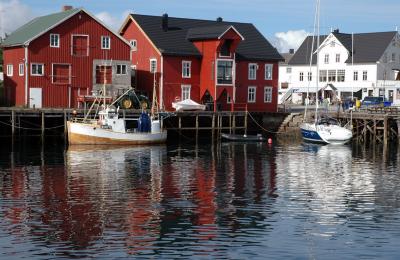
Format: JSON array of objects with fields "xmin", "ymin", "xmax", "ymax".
[
  {"xmin": 220, "ymin": 40, "xmax": 232, "ymax": 57},
  {"xmin": 50, "ymin": 34, "xmax": 60, "ymax": 48},
  {"xmin": 130, "ymin": 40, "xmax": 137, "ymax": 51}
]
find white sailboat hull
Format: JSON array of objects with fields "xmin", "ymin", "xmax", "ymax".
[
  {"xmin": 300, "ymin": 123, "xmax": 352, "ymax": 145},
  {"xmin": 67, "ymin": 121, "xmax": 167, "ymax": 145}
]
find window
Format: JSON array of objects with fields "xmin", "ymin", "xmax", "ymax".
[
  {"xmin": 363, "ymin": 71, "xmax": 368, "ymax": 81},
  {"xmin": 130, "ymin": 40, "xmax": 137, "ymax": 51},
  {"xmin": 72, "ymin": 35, "xmax": 89, "ymax": 56},
  {"xmin": 265, "ymin": 64, "xmax": 273, "ymax": 80},
  {"xmin": 248, "ymin": 63, "xmax": 257, "ymax": 80},
  {"xmin": 52, "ymin": 64, "xmax": 71, "ymax": 84},
  {"xmin": 353, "ymin": 71, "xmax": 358, "ymax": 81},
  {"xmin": 19, "ymin": 63, "xmax": 24, "ymax": 76},
  {"xmin": 264, "ymin": 87, "xmax": 272, "ymax": 103},
  {"xmin": 227, "ymin": 93, "xmax": 232, "ymax": 104},
  {"xmin": 217, "ymin": 60, "xmax": 233, "ymax": 84},
  {"xmin": 101, "ymin": 36, "xmax": 110, "ymax": 49},
  {"xmin": 182, "ymin": 61, "xmax": 191, "ymax": 78},
  {"xmin": 50, "ymin": 34, "xmax": 60, "ymax": 47},
  {"xmin": 392, "ymin": 53, "xmax": 396, "ymax": 62},
  {"xmin": 307, "ymin": 72, "xmax": 312, "ymax": 81},
  {"xmin": 116, "ymin": 64, "xmax": 127, "ymax": 75},
  {"xmin": 181, "ymin": 85, "xmax": 191, "ymax": 100},
  {"xmin": 324, "ymin": 54, "xmax": 329, "ymax": 64},
  {"xmin": 330, "ymin": 42, "xmax": 335, "ymax": 47},
  {"xmin": 248, "ymin": 86, "xmax": 256, "ymax": 103},
  {"xmin": 6, "ymin": 64, "xmax": 13, "ymax": 76},
  {"xmin": 336, "ymin": 54, "xmax": 340, "ymax": 63},
  {"xmin": 328, "ymin": 70, "xmax": 336, "ymax": 82},
  {"xmin": 96, "ymin": 65, "xmax": 112, "ymax": 84},
  {"xmin": 150, "ymin": 59, "xmax": 157, "ymax": 73},
  {"xmin": 31, "ymin": 63, "xmax": 44, "ymax": 76},
  {"xmin": 319, "ymin": 70, "xmax": 327, "ymax": 82},
  {"xmin": 299, "ymin": 72, "xmax": 304, "ymax": 81},
  {"xmin": 286, "ymin": 67, "xmax": 292, "ymax": 74},
  {"xmin": 337, "ymin": 70, "xmax": 345, "ymax": 82},
  {"xmin": 220, "ymin": 40, "xmax": 232, "ymax": 57}
]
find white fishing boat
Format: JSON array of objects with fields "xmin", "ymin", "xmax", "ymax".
[
  {"xmin": 172, "ymin": 98, "xmax": 206, "ymax": 112},
  {"xmin": 67, "ymin": 64, "xmax": 167, "ymax": 145},
  {"xmin": 299, "ymin": 0, "xmax": 352, "ymax": 145}
]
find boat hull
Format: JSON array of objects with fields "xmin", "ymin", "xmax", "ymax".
[
  {"xmin": 221, "ymin": 133, "xmax": 266, "ymax": 142},
  {"xmin": 67, "ymin": 121, "xmax": 167, "ymax": 145},
  {"xmin": 300, "ymin": 123, "xmax": 352, "ymax": 145}
]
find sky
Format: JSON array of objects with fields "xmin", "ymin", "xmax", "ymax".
[{"xmin": 1, "ymin": 0, "xmax": 400, "ymax": 52}]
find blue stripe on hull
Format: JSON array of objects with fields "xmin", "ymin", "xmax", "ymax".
[{"xmin": 301, "ymin": 129, "xmax": 328, "ymax": 144}]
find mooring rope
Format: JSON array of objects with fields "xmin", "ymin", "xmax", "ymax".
[{"xmin": 246, "ymin": 111, "xmax": 281, "ymax": 134}]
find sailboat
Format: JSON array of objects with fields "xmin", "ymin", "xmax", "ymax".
[
  {"xmin": 299, "ymin": 0, "xmax": 352, "ymax": 145},
  {"xmin": 67, "ymin": 64, "xmax": 167, "ymax": 145}
]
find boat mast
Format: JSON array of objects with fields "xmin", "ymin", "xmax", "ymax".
[{"xmin": 315, "ymin": 0, "xmax": 320, "ymax": 125}]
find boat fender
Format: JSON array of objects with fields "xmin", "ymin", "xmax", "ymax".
[{"xmin": 268, "ymin": 138, "xmax": 272, "ymax": 144}]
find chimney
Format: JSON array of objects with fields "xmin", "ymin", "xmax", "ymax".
[
  {"xmin": 62, "ymin": 5, "xmax": 73, "ymax": 11},
  {"xmin": 289, "ymin": 49, "xmax": 294, "ymax": 54},
  {"xmin": 333, "ymin": 28, "xmax": 339, "ymax": 33},
  {"xmin": 216, "ymin": 17, "xmax": 223, "ymax": 22},
  {"xmin": 162, "ymin": 13, "xmax": 168, "ymax": 32}
]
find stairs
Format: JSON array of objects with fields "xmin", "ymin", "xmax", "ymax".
[{"xmin": 278, "ymin": 113, "xmax": 304, "ymax": 133}]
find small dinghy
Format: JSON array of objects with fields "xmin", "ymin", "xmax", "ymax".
[{"xmin": 221, "ymin": 133, "xmax": 266, "ymax": 142}]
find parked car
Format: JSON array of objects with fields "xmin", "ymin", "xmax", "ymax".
[{"xmin": 361, "ymin": 96, "xmax": 384, "ymax": 107}]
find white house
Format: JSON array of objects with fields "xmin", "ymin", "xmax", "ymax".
[{"xmin": 279, "ymin": 30, "xmax": 400, "ymax": 105}]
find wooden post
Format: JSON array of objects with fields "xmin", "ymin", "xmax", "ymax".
[
  {"xmin": 397, "ymin": 119, "xmax": 400, "ymax": 142},
  {"xmin": 384, "ymin": 115, "xmax": 388, "ymax": 147},
  {"xmin": 233, "ymin": 114, "xmax": 236, "ymax": 135},
  {"xmin": 244, "ymin": 112, "xmax": 248, "ymax": 136},
  {"xmin": 64, "ymin": 111, "xmax": 68, "ymax": 137},
  {"xmin": 363, "ymin": 119, "xmax": 367, "ymax": 143},
  {"xmin": 373, "ymin": 119, "xmax": 376, "ymax": 144},
  {"xmin": 41, "ymin": 112, "xmax": 45, "ymax": 138},
  {"xmin": 229, "ymin": 114, "xmax": 232, "ymax": 134},
  {"xmin": 11, "ymin": 110, "xmax": 15, "ymax": 137},
  {"xmin": 196, "ymin": 114, "xmax": 199, "ymax": 142},
  {"xmin": 212, "ymin": 113, "xmax": 215, "ymax": 141}
]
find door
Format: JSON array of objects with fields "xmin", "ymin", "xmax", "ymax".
[
  {"xmin": 30, "ymin": 88, "xmax": 42, "ymax": 108},
  {"xmin": 389, "ymin": 90, "xmax": 394, "ymax": 102}
]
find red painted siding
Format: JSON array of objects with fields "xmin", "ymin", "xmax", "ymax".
[
  {"xmin": 120, "ymin": 19, "xmax": 161, "ymax": 99},
  {"xmin": 162, "ymin": 56, "xmax": 201, "ymax": 110},
  {"xmin": 3, "ymin": 46, "xmax": 25, "ymax": 106},
  {"xmin": 25, "ymin": 11, "xmax": 130, "ymax": 108}
]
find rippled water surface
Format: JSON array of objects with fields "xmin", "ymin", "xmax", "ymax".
[{"xmin": 1, "ymin": 138, "xmax": 400, "ymax": 259}]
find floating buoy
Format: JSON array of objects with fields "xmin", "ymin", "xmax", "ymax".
[{"xmin": 268, "ymin": 138, "xmax": 272, "ymax": 144}]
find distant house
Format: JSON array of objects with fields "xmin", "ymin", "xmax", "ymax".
[
  {"xmin": 1, "ymin": 6, "xmax": 131, "ymax": 108},
  {"xmin": 279, "ymin": 30, "xmax": 400, "ymax": 105},
  {"xmin": 119, "ymin": 13, "xmax": 283, "ymax": 112}
]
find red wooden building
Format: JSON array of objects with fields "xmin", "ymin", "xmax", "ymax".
[
  {"xmin": 119, "ymin": 14, "xmax": 283, "ymax": 112},
  {"xmin": 1, "ymin": 7, "xmax": 131, "ymax": 108}
]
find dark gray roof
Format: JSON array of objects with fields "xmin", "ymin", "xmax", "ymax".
[
  {"xmin": 187, "ymin": 24, "xmax": 233, "ymax": 40},
  {"xmin": 128, "ymin": 14, "xmax": 283, "ymax": 61},
  {"xmin": 279, "ymin": 52, "xmax": 295, "ymax": 65},
  {"xmin": 288, "ymin": 31, "xmax": 397, "ymax": 65}
]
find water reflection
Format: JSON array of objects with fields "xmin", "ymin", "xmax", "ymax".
[{"xmin": 1, "ymin": 140, "xmax": 400, "ymax": 258}]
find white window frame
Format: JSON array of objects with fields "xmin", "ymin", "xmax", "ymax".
[
  {"xmin": 216, "ymin": 59, "xmax": 234, "ymax": 85},
  {"xmin": 71, "ymin": 34, "xmax": 89, "ymax": 56},
  {"xmin": 335, "ymin": 53, "xmax": 340, "ymax": 63},
  {"xmin": 182, "ymin": 61, "xmax": 191, "ymax": 78},
  {"xmin": 6, "ymin": 64, "xmax": 13, "ymax": 77},
  {"xmin": 353, "ymin": 71, "xmax": 358, "ymax": 81},
  {"xmin": 307, "ymin": 72, "xmax": 312, "ymax": 81},
  {"xmin": 181, "ymin": 85, "xmax": 191, "ymax": 100},
  {"xmin": 101, "ymin": 35, "xmax": 111, "ymax": 50},
  {"xmin": 248, "ymin": 63, "xmax": 257, "ymax": 80},
  {"xmin": 116, "ymin": 64, "xmax": 127, "ymax": 75},
  {"xmin": 264, "ymin": 86, "xmax": 273, "ymax": 103},
  {"xmin": 50, "ymin": 33, "xmax": 60, "ymax": 48},
  {"xmin": 299, "ymin": 72, "xmax": 304, "ymax": 81},
  {"xmin": 247, "ymin": 86, "xmax": 256, "ymax": 103},
  {"xmin": 31, "ymin": 63, "xmax": 44, "ymax": 76},
  {"xmin": 286, "ymin": 67, "xmax": 292, "ymax": 74},
  {"xmin": 363, "ymin": 70, "xmax": 368, "ymax": 81},
  {"xmin": 150, "ymin": 58, "xmax": 157, "ymax": 73},
  {"xmin": 265, "ymin": 64, "xmax": 273, "ymax": 80},
  {"xmin": 19, "ymin": 63, "xmax": 24, "ymax": 76},
  {"xmin": 51, "ymin": 63, "xmax": 71, "ymax": 84},
  {"xmin": 130, "ymin": 39, "xmax": 137, "ymax": 51},
  {"xmin": 324, "ymin": 54, "xmax": 329, "ymax": 64}
]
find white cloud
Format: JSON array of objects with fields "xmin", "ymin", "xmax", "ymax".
[
  {"xmin": 95, "ymin": 10, "xmax": 132, "ymax": 32},
  {"xmin": 0, "ymin": 0, "xmax": 34, "ymax": 38},
  {"xmin": 272, "ymin": 30, "xmax": 309, "ymax": 53}
]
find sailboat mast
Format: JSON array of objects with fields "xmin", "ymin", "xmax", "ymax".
[{"xmin": 315, "ymin": 0, "xmax": 320, "ymax": 124}]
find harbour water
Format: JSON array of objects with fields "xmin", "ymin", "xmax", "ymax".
[{"xmin": 1, "ymin": 137, "xmax": 400, "ymax": 259}]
